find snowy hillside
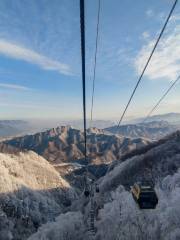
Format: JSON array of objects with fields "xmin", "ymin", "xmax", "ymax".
[
  {"xmin": 0, "ymin": 151, "xmax": 75, "ymax": 240},
  {"xmin": 100, "ymin": 131, "xmax": 180, "ymax": 192},
  {"xmin": 2, "ymin": 126, "xmax": 150, "ymax": 188},
  {"xmin": 28, "ymin": 166, "xmax": 180, "ymax": 240},
  {"xmin": 1, "ymin": 130, "xmax": 180, "ymax": 240},
  {"xmin": 27, "ymin": 131, "xmax": 180, "ymax": 240}
]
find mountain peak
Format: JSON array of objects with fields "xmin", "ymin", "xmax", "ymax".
[{"xmin": 87, "ymin": 127, "xmax": 104, "ymax": 134}]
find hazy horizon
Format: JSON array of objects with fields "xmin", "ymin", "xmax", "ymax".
[{"xmin": 1, "ymin": 112, "xmax": 180, "ymax": 126}]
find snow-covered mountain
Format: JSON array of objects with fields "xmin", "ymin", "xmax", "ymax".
[
  {"xmin": 0, "ymin": 114, "xmax": 179, "ymax": 140},
  {"xmin": 105, "ymin": 120, "xmax": 178, "ymax": 140},
  {"xmin": 100, "ymin": 131, "xmax": 180, "ymax": 192},
  {"xmin": 28, "ymin": 131, "xmax": 180, "ymax": 240},
  {"xmin": 1, "ymin": 128, "xmax": 180, "ymax": 239},
  {"xmin": 0, "ymin": 119, "xmax": 115, "ymax": 139},
  {"xmin": 3, "ymin": 126, "xmax": 150, "ymax": 167},
  {"xmin": 1, "ymin": 126, "xmax": 151, "ymax": 191},
  {"xmin": 0, "ymin": 151, "xmax": 75, "ymax": 240},
  {"xmin": 29, "ymin": 172, "xmax": 180, "ymax": 240},
  {"xmin": 131, "ymin": 112, "xmax": 180, "ymax": 124}
]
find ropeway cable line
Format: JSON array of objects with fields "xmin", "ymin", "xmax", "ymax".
[
  {"xmin": 100, "ymin": 0, "xmax": 178, "ymax": 178},
  {"xmin": 79, "ymin": 0, "xmax": 179, "ymax": 216},
  {"xmin": 107, "ymin": 0, "xmax": 177, "ymax": 208},
  {"xmin": 80, "ymin": 0, "xmax": 178, "ymax": 170},
  {"xmin": 90, "ymin": 0, "xmax": 101, "ymax": 127},
  {"xmin": 114, "ymin": 0, "xmax": 178, "ymax": 134},
  {"xmin": 80, "ymin": 0, "xmax": 92, "ymax": 197},
  {"xmin": 80, "ymin": 0, "xmax": 87, "ymax": 164},
  {"xmin": 80, "ymin": 0, "xmax": 102, "ymax": 177},
  {"xmin": 143, "ymin": 74, "xmax": 180, "ymax": 123},
  {"xmin": 80, "ymin": 0, "xmax": 98, "ymax": 235}
]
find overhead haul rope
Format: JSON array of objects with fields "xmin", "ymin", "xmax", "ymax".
[
  {"xmin": 104, "ymin": 0, "xmax": 178, "ymax": 176},
  {"xmin": 87, "ymin": 0, "xmax": 102, "ymax": 182},
  {"xmin": 80, "ymin": 2, "xmax": 98, "ymax": 235},
  {"xmin": 90, "ymin": 0, "xmax": 101, "ymax": 127},
  {"xmin": 143, "ymin": 75, "xmax": 180, "ymax": 123},
  {"xmin": 114, "ymin": 0, "xmax": 178, "ymax": 134},
  {"xmin": 80, "ymin": 0, "xmax": 87, "ymax": 165}
]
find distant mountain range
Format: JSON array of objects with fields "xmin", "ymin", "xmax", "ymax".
[
  {"xmin": 3, "ymin": 126, "xmax": 150, "ymax": 167},
  {"xmin": 105, "ymin": 120, "xmax": 179, "ymax": 140},
  {"xmin": 0, "ymin": 113, "xmax": 180, "ymax": 139},
  {"xmin": 0, "ymin": 120, "xmax": 30, "ymax": 138},
  {"xmin": 131, "ymin": 112, "xmax": 180, "ymax": 124},
  {"xmin": 0, "ymin": 119, "xmax": 115, "ymax": 139}
]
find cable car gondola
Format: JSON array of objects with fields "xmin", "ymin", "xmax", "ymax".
[
  {"xmin": 95, "ymin": 184, "xmax": 100, "ymax": 193},
  {"xmin": 131, "ymin": 183, "xmax": 158, "ymax": 209},
  {"xmin": 83, "ymin": 176, "xmax": 92, "ymax": 197},
  {"xmin": 84, "ymin": 186, "xmax": 90, "ymax": 197}
]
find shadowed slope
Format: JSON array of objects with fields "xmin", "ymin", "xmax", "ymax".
[{"xmin": 0, "ymin": 151, "xmax": 76, "ymax": 240}]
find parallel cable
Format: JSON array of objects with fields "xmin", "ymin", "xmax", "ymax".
[
  {"xmin": 79, "ymin": 2, "xmax": 101, "ymax": 231},
  {"xmin": 80, "ymin": 0, "xmax": 87, "ymax": 162},
  {"xmin": 143, "ymin": 74, "xmax": 180, "ymax": 123},
  {"xmin": 90, "ymin": 0, "xmax": 101, "ymax": 126},
  {"xmin": 115, "ymin": 0, "xmax": 178, "ymax": 133},
  {"xmin": 104, "ymin": 0, "xmax": 178, "ymax": 177}
]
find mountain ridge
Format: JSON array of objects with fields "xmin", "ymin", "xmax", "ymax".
[
  {"xmin": 131, "ymin": 112, "xmax": 180, "ymax": 124},
  {"xmin": 105, "ymin": 120, "xmax": 178, "ymax": 140},
  {"xmin": 3, "ymin": 126, "xmax": 150, "ymax": 166}
]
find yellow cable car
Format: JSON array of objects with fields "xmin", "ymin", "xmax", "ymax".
[{"xmin": 131, "ymin": 183, "xmax": 158, "ymax": 209}]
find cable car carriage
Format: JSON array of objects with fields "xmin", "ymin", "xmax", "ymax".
[
  {"xmin": 131, "ymin": 183, "xmax": 158, "ymax": 209},
  {"xmin": 83, "ymin": 176, "xmax": 93, "ymax": 197},
  {"xmin": 95, "ymin": 183, "xmax": 100, "ymax": 193},
  {"xmin": 84, "ymin": 185, "xmax": 90, "ymax": 197}
]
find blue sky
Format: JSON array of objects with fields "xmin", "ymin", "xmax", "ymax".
[{"xmin": 0, "ymin": 0, "xmax": 179, "ymax": 121}]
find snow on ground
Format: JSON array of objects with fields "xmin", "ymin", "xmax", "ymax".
[
  {"xmin": 28, "ymin": 169, "xmax": 180, "ymax": 240},
  {"xmin": 0, "ymin": 151, "xmax": 75, "ymax": 240}
]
